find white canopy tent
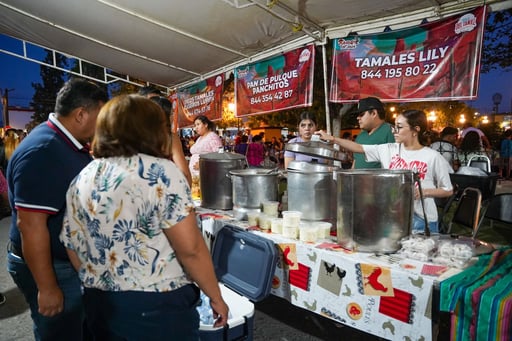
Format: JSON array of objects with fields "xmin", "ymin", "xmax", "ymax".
[{"xmin": 1, "ymin": 0, "xmax": 510, "ymax": 93}]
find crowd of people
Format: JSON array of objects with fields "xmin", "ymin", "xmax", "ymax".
[
  {"xmin": 1, "ymin": 80, "xmax": 511, "ymax": 338},
  {"xmin": 429, "ymin": 122, "xmax": 512, "ymax": 179}
]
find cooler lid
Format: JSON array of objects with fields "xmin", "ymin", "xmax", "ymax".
[{"xmin": 211, "ymin": 224, "xmax": 277, "ymax": 302}]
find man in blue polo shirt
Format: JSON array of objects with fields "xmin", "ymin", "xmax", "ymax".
[{"xmin": 6, "ymin": 78, "xmax": 108, "ymax": 340}]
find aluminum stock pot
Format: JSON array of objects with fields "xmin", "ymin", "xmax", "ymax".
[
  {"xmin": 287, "ymin": 161, "xmax": 338, "ymax": 224},
  {"xmin": 229, "ymin": 168, "xmax": 279, "ymax": 219},
  {"xmin": 336, "ymin": 169, "xmax": 414, "ymax": 253},
  {"xmin": 284, "ymin": 141, "xmax": 340, "ymax": 160},
  {"xmin": 199, "ymin": 152, "xmax": 246, "ymax": 210}
]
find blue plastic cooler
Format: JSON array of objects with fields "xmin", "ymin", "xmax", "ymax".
[{"xmin": 199, "ymin": 224, "xmax": 278, "ymax": 340}]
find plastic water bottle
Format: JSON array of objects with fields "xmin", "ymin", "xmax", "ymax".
[{"xmin": 196, "ymin": 291, "xmax": 215, "ymax": 325}]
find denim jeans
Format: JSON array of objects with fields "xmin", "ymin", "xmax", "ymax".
[
  {"xmin": 84, "ymin": 284, "xmax": 201, "ymax": 341},
  {"xmin": 7, "ymin": 251, "xmax": 85, "ymax": 341},
  {"xmin": 412, "ymin": 214, "xmax": 439, "ymax": 234}
]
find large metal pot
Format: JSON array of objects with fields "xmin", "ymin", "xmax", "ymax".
[
  {"xmin": 285, "ymin": 141, "xmax": 340, "ymax": 161},
  {"xmin": 287, "ymin": 161, "xmax": 338, "ymax": 223},
  {"xmin": 199, "ymin": 152, "xmax": 246, "ymax": 210},
  {"xmin": 229, "ymin": 168, "xmax": 279, "ymax": 219},
  {"xmin": 336, "ymin": 169, "xmax": 413, "ymax": 253}
]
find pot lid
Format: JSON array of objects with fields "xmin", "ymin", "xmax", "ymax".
[
  {"xmin": 288, "ymin": 160, "xmax": 338, "ymax": 173},
  {"xmin": 200, "ymin": 151, "xmax": 246, "ymax": 160},
  {"xmin": 229, "ymin": 168, "xmax": 279, "ymax": 176},
  {"xmin": 285, "ymin": 141, "xmax": 340, "ymax": 161}
]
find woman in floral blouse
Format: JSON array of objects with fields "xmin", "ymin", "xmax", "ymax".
[{"xmin": 60, "ymin": 95, "xmax": 228, "ymax": 340}]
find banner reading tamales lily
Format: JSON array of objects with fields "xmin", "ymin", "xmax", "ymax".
[
  {"xmin": 177, "ymin": 74, "xmax": 224, "ymax": 127},
  {"xmin": 235, "ymin": 45, "xmax": 315, "ymax": 117},
  {"xmin": 330, "ymin": 6, "xmax": 486, "ymax": 103}
]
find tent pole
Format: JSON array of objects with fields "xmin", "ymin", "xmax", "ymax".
[{"xmin": 321, "ymin": 44, "xmax": 331, "ymax": 135}]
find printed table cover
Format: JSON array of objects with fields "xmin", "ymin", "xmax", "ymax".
[{"xmin": 198, "ymin": 210, "xmax": 458, "ymax": 340}]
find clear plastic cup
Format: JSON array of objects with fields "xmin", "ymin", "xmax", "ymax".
[
  {"xmin": 282, "ymin": 226, "xmax": 298, "ymax": 239},
  {"xmin": 282, "ymin": 211, "xmax": 302, "ymax": 228},
  {"xmin": 247, "ymin": 211, "xmax": 260, "ymax": 226},
  {"xmin": 262, "ymin": 201, "xmax": 279, "ymax": 217},
  {"xmin": 259, "ymin": 213, "xmax": 272, "ymax": 230},
  {"xmin": 299, "ymin": 225, "xmax": 318, "ymax": 243},
  {"xmin": 270, "ymin": 218, "xmax": 283, "ymax": 234},
  {"xmin": 313, "ymin": 222, "xmax": 332, "ymax": 239}
]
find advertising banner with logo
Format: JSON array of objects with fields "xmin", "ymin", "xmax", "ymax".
[
  {"xmin": 235, "ymin": 44, "xmax": 315, "ymax": 117},
  {"xmin": 330, "ymin": 6, "xmax": 486, "ymax": 103},
  {"xmin": 177, "ymin": 74, "xmax": 224, "ymax": 127}
]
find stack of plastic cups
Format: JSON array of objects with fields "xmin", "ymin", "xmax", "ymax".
[
  {"xmin": 282, "ymin": 211, "xmax": 302, "ymax": 239},
  {"xmin": 299, "ymin": 222, "xmax": 318, "ymax": 243},
  {"xmin": 262, "ymin": 201, "xmax": 279, "ymax": 218},
  {"xmin": 270, "ymin": 218, "xmax": 283, "ymax": 234},
  {"xmin": 247, "ymin": 211, "xmax": 260, "ymax": 227},
  {"xmin": 313, "ymin": 222, "xmax": 332, "ymax": 240},
  {"xmin": 258, "ymin": 213, "xmax": 272, "ymax": 231}
]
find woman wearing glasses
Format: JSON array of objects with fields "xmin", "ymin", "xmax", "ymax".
[{"xmin": 316, "ymin": 109, "xmax": 453, "ymax": 234}]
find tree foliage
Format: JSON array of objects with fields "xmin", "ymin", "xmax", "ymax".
[
  {"xmin": 216, "ymin": 74, "xmax": 239, "ymax": 129},
  {"xmin": 481, "ymin": 8, "xmax": 512, "ymax": 73},
  {"xmin": 27, "ymin": 50, "xmax": 67, "ymax": 131}
]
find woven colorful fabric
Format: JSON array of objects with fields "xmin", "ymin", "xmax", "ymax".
[{"xmin": 440, "ymin": 248, "xmax": 512, "ymax": 341}]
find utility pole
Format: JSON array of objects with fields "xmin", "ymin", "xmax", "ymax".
[{"xmin": 1, "ymin": 88, "xmax": 15, "ymax": 128}]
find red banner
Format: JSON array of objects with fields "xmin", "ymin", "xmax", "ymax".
[
  {"xmin": 330, "ymin": 6, "xmax": 486, "ymax": 103},
  {"xmin": 235, "ymin": 45, "xmax": 315, "ymax": 117},
  {"xmin": 177, "ymin": 74, "xmax": 224, "ymax": 127}
]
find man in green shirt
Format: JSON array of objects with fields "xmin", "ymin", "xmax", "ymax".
[{"xmin": 353, "ymin": 97, "xmax": 395, "ymax": 168}]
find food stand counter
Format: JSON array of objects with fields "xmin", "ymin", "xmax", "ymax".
[{"xmin": 198, "ymin": 209, "xmax": 461, "ymax": 341}]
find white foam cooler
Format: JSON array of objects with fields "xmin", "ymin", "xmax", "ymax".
[
  {"xmin": 199, "ymin": 284, "xmax": 255, "ymax": 340},
  {"xmin": 198, "ymin": 224, "xmax": 278, "ymax": 341}
]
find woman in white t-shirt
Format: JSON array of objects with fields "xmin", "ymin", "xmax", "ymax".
[{"xmin": 316, "ymin": 110, "xmax": 453, "ymax": 234}]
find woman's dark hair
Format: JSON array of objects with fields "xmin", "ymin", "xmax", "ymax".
[
  {"xmin": 92, "ymin": 95, "xmax": 170, "ymax": 158},
  {"xmin": 194, "ymin": 115, "xmax": 215, "ymax": 131},
  {"xmin": 299, "ymin": 111, "xmax": 317, "ymax": 126},
  {"xmin": 440, "ymin": 126, "xmax": 459, "ymax": 138},
  {"xmin": 252, "ymin": 134, "xmax": 263, "ymax": 142},
  {"xmin": 401, "ymin": 110, "xmax": 429, "ymax": 146},
  {"xmin": 459, "ymin": 131, "xmax": 481, "ymax": 151}
]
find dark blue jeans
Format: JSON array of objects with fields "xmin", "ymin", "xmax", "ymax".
[
  {"xmin": 7, "ymin": 251, "xmax": 85, "ymax": 341},
  {"xmin": 83, "ymin": 284, "xmax": 200, "ymax": 341}
]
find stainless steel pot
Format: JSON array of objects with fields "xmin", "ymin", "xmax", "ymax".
[
  {"xmin": 287, "ymin": 161, "xmax": 338, "ymax": 223},
  {"xmin": 285, "ymin": 141, "xmax": 341, "ymax": 161},
  {"xmin": 336, "ymin": 169, "xmax": 413, "ymax": 253},
  {"xmin": 199, "ymin": 152, "xmax": 246, "ymax": 210},
  {"xmin": 229, "ymin": 169, "xmax": 279, "ymax": 219}
]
